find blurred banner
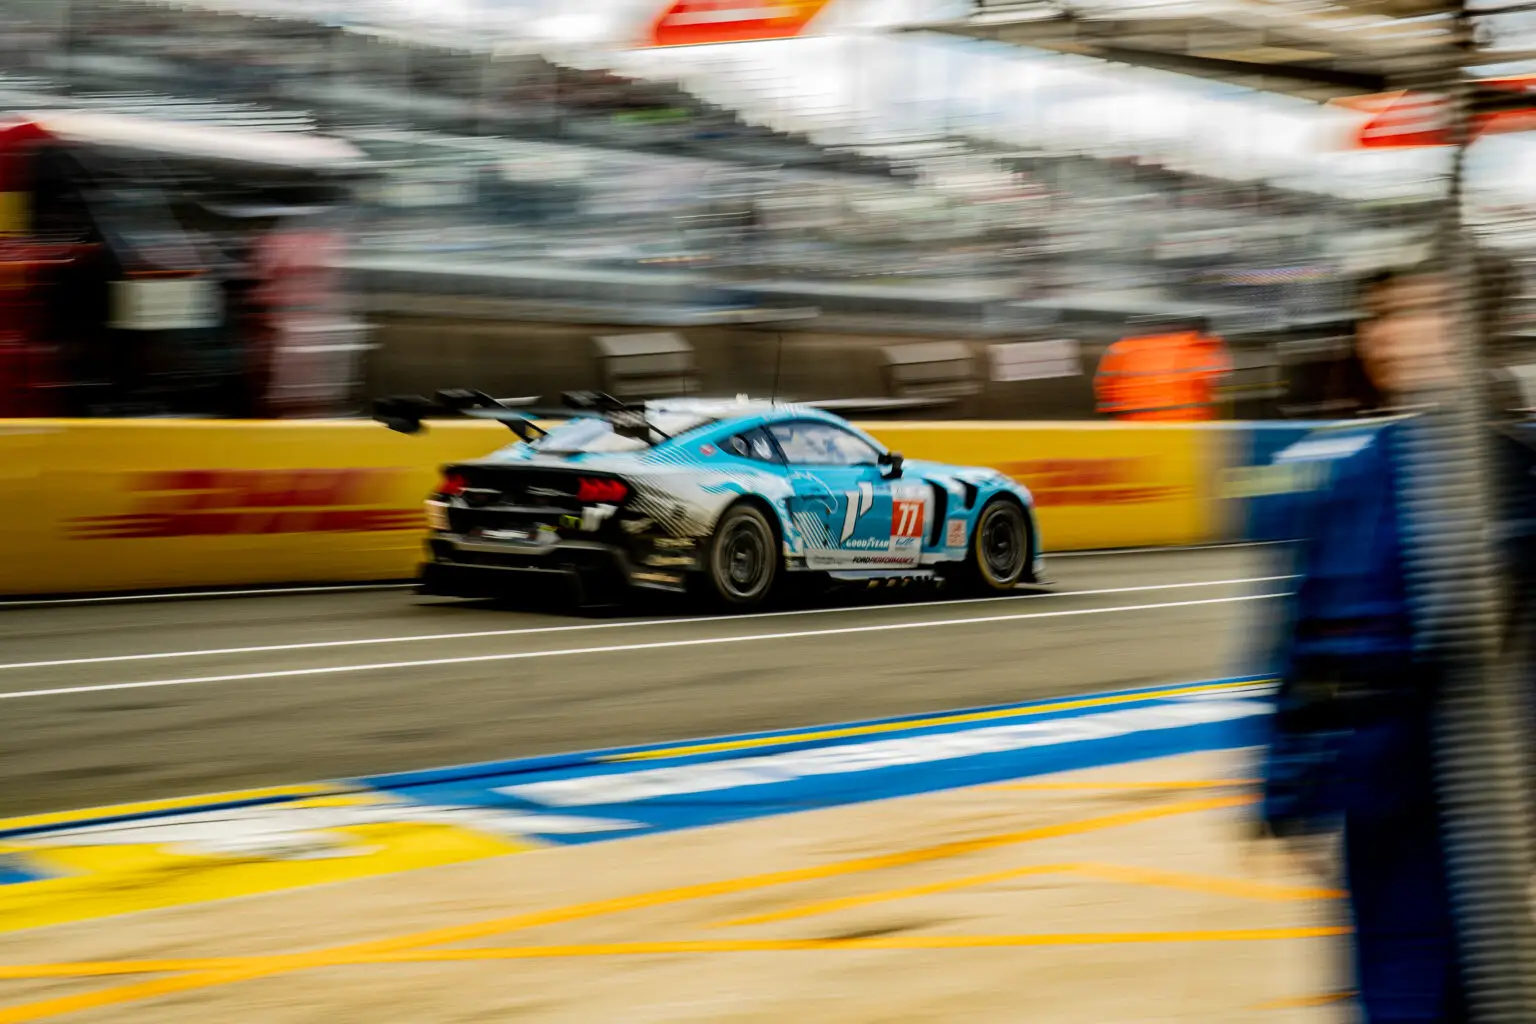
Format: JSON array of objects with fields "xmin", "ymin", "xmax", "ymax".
[
  {"xmin": 0, "ymin": 418, "xmax": 1340, "ymax": 596},
  {"xmin": 1334, "ymin": 79, "xmax": 1536, "ymax": 147},
  {"xmin": 643, "ymin": 0, "xmax": 835, "ymax": 47},
  {"xmin": 1212, "ymin": 422, "xmax": 1331, "ymax": 542}
]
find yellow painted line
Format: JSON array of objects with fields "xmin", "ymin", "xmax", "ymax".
[
  {"xmin": 350, "ymin": 928, "xmax": 1354, "ymax": 957},
  {"xmin": 1070, "ymin": 862, "xmax": 1345, "ymax": 902},
  {"xmin": 608, "ymin": 680, "xmax": 1270, "ymax": 762},
  {"xmin": 0, "ymin": 972, "xmax": 267, "ymax": 1024},
  {"xmin": 0, "ymin": 928, "xmax": 1357, "ymax": 984},
  {"xmin": 0, "ymin": 795, "xmax": 1254, "ymax": 1020},
  {"xmin": 718, "ymin": 846, "xmax": 1332, "ymax": 928},
  {"xmin": 718, "ymin": 863, "xmax": 1076, "ymax": 928},
  {"xmin": 991, "ymin": 779, "xmax": 1258, "ymax": 791},
  {"xmin": 1252, "ymin": 991, "xmax": 1356, "ymax": 1010},
  {"xmin": 0, "ymin": 784, "xmax": 348, "ymax": 835}
]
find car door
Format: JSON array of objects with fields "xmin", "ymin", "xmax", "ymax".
[{"xmin": 768, "ymin": 420, "xmax": 920, "ymax": 571}]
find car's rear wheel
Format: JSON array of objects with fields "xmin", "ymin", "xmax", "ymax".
[
  {"xmin": 953, "ymin": 498, "xmax": 1030, "ymax": 594},
  {"xmin": 699, "ymin": 503, "xmax": 780, "ymax": 609}
]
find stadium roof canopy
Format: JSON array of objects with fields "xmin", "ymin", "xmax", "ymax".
[
  {"xmin": 906, "ymin": 0, "xmax": 1536, "ymax": 99},
  {"xmin": 97, "ymin": 0, "xmax": 1536, "ymax": 203}
]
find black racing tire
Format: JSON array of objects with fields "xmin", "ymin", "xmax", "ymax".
[
  {"xmin": 953, "ymin": 498, "xmax": 1030, "ymax": 595},
  {"xmin": 698, "ymin": 503, "xmax": 780, "ymax": 609}
]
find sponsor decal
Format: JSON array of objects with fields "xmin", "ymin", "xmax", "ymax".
[
  {"xmin": 699, "ymin": 443, "xmax": 717, "ymax": 456},
  {"xmin": 994, "ymin": 458, "xmax": 1183, "ymax": 507},
  {"xmin": 886, "ymin": 486, "xmax": 928, "ymax": 566},
  {"xmin": 803, "ymin": 482, "xmax": 930, "ymax": 570},
  {"xmin": 837, "ymin": 537, "xmax": 900, "ymax": 551},
  {"xmin": 839, "ymin": 482, "xmax": 875, "ymax": 543},
  {"xmin": 893, "ymin": 498, "xmax": 925, "ymax": 539},
  {"xmin": 838, "ymin": 554, "xmax": 922, "ymax": 567},
  {"xmin": 644, "ymin": 554, "xmax": 695, "ymax": 568},
  {"xmin": 946, "ymin": 518, "xmax": 967, "ymax": 547},
  {"xmin": 68, "ymin": 469, "xmax": 418, "ymax": 540}
]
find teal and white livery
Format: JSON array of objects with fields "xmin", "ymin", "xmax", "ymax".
[{"xmin": 376, "ymin": 390, "xmax": 1044, "ymax": 609}]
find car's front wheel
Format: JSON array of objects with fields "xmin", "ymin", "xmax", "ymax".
[
  {"xmin": 953, "ymin": 498, "xmax": 1030, "ymax": 594},
  {"xmin": 698, "ymin": 503, "xmax": 780, "ymax": 608}
]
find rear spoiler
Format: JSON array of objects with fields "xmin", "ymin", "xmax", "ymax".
[
  {"xmin": 373, "ymin": 390, "xmax": 948, "ymax": 438},
  {"xmin": 373, "ymin": 390, "xmax": 546, "ymax": 440}
]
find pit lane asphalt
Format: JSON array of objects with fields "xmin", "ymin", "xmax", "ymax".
[{"xmin": 0, "ymin": 548, "xmax": 1287, "ymax": 816}]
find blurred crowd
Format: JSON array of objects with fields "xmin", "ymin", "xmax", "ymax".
[{"xmin": 0, "ymin": 0, "xmax": 1533, "ymax": 419}]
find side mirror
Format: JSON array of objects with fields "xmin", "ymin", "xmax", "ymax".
[{"xmin": 880, "ymin": 451, "xmax": 905, "ymax": 479}]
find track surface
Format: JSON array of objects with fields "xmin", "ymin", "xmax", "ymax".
[{"xmin": 0, "ymin": 548, "xmax": 1286, "ymax": 817}]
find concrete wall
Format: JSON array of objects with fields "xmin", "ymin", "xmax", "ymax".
[{"xmin": 363, "ymin": 302, "xmax": 1106, "ymax": 420}]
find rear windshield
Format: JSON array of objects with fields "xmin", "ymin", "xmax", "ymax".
[{"xmin": 526, "ymin": 413, "xmax": 715, "ymax": 454}]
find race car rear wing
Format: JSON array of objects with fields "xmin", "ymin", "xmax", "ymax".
[
  {"xmin": 373, "ymin": 390, "xmax": 545, "ymax": 440},
  {"xmin": 373, "ymin": 389, "xmax": 948, "ymax": 438}
]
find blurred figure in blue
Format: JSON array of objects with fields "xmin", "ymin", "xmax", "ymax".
[{"xmin": 1259, "ymin": 267, "xmax": 1467, "ymax": 1023}]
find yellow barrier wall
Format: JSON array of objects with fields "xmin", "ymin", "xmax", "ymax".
[
  {"xmin": 868, "ymin": 422, "xmax": 1217, "ymax": 551},
  {"xmin": 0, "ymin": 419, "xmax": 1219, "ymax": 595},
  {"xmin": 0, "ymin": 419, "xmax": 505, "ymax": 595}
]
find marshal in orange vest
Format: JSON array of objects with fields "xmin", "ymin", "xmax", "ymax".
[{"xmin": 1094, "ymin": 326, "xmax": 1231, "ymax": 422}]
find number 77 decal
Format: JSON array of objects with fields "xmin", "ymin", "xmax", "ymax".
[{"xmin": 893, "ymin": 499, "xmax": 925, "ymax": 539}]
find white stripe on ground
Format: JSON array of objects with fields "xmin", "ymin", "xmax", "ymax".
[
  {"xmin": 0, "ymin": 546, "xmax": 1282, "ymax": 608},
  {"xmin": 0, "ymin": 576, "xmax": 1294, "ymax": 672},
  {"xmin": 0, "ymin": 593, "xmax": 1283, "ymax": 702},
  {"xmin": 1049, "ymin": 541, "xmax": 1283, "ymax": 557},
  {"xmin": 0, "ymin": 584, "xmax": 415, "ymax": 609}
]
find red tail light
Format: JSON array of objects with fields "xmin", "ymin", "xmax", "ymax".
[
  {"xmin": 576, "ymin": 477, "xmax": 628, "ymax": 503},
  {"xmin": 438, "ymin": 473, "xmax": 467, "ymax": 497}
]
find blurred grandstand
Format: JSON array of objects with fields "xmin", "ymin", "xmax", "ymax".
[{"xmin": 0, "ymin": 0, "xmax": 1526, "ymax": 417}]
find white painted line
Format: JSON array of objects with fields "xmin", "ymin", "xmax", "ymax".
[
  {"xmin": 0, "ymin": 577, "xmax": 1295, "ymax": 672},
  {"xmin": 0, "ymin": 584, "xmax": 415, "ymax": 609},
  {"xmin": 1050, "ymin": 541, "xmax": 1283, "ymax": 558},
  {"xmin": 0, "ymin": 593, "xmax": 1284, "ymax": 702},
  {"xmin": 0, "ymin": 545, "xmax": 1281, "ymax": 608}
]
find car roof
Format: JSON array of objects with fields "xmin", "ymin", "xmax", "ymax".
[
  {"xmin": 644, "ymin": 396, "xmax": 831, "ymax": 421},
  {"xmin": 660, "ymin": 401, "xmax": 890, "ymax": 457}
]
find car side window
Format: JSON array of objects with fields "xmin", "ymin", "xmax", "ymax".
[
  {"xmin": 724, "ymin": 428, "xmax": 780, "ymax": 464},
  {"xmin": 768, "ymin": 421, "xmax": 880, "ymax": 466}
]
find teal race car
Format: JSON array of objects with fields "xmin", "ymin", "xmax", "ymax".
[{"xmin": 375, "ymin": 390, "xmax": 1044, "ymax": 609}]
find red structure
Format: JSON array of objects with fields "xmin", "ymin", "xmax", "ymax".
[{"xmin": 0, "ymin": 111, "xmax": 368, "ymax": 418}]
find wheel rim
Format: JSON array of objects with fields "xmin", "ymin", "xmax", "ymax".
[
  {"xmin": 980, "ymin": 506, "xmax": 1026, "ymax": 583},
  {"xmin": 720, "ymin": 517, "xmax": 771, "ymax": 598}
]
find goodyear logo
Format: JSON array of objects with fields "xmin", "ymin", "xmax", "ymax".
[
  {"xmin": 68, "ymin": 470, "xmax": 422, "ymax": 539},
  {"xmin": 995, "ymin": 459, "xmax": 1182, "ymax": 507}
]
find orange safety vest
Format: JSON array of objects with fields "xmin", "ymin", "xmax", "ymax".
[{"xmin": 1094, "ymin": 331, "xmax": 1230, "ymax": 422}]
